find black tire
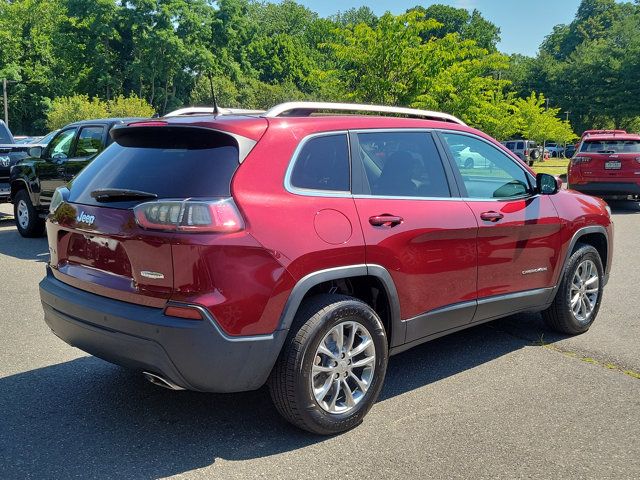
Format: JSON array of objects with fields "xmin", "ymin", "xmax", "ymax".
[
  {"xmin": 530, "ymin": 149, "xmax": 541, "ymax": 160},
  {"xmin": 528, "ymin": 159, "xmax": 535, "ymax": 167},
  {"xmin": 464, "ymin": 158, "xmax": 474, "ymax": 169},
  {"xmin": 542, "ymin": 244, "xmax": 604, "ymax": 335},
  {"xmin": 552, "ymin": 151, "xmax": 558, "ymax": 158},
  {"xmin": 13, "ymin": 189, "xmax": 45, "ymax": 238},
  {"xmin": 269, "ymin": 294, "xmax": 388, "ymax": 435}
]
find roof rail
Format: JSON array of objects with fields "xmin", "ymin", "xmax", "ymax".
[
  {"xmin": 263, "ymin": 102, "xmax": 466, "ymax": 125},
  {"xmin": 165, "ymin": 107, "xmax": 266, "ymax": 117}
]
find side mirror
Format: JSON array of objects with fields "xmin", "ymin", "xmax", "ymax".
[
  {"xmin": 536, "ymin": 173, "xmax": 559, "ymax": 195},
  {"xmin": 29, "ymin": 146, "xmax": 42, "ymax": 158},
  {"xmin": 51, "ymin": 152, "xmax": 67, "ymax": 164}
]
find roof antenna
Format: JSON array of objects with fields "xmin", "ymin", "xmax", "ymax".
[{"xmin": 207, "ymin": 74, "xmax": 220, "ymax": 116}]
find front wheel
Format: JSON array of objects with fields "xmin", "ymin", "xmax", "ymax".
[
  {"xmin": 542, "ymin": 244, "xmax": 604, "ymax": 335},
  {"xmin": 13, "ymin": 189, "xmax": 45, "ymax": 238},
  {"xmin": 269, "ymin": 294, "xmax": 388, "ymax": 435}
]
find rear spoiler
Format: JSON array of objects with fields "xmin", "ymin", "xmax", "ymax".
[{"xmin": 110, "ymin": 123, "xmax": 257, "ymax": 163}]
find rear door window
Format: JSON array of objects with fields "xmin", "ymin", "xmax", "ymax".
[
  {"xmin": 516, "ymin": 141, "xmax": 524, "ymax": 150},
  {"xmin": 68, "ymin": 129, "xmax": 240, "ymax": 208},
  {"xmin": 74, "ymin": 126, "xmax": 106, "ymax": 157},
  {"xmin": 354, "ymin": 131, "xmax": 450, "ymax": 198},
  {"xmin": 289, "ymin": 134, "xmax": 350, "ymax": 192}
]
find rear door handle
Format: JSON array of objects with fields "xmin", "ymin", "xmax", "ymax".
[
  {"xmin": 369, "ymin": 215, "xmax": 403, "ymax": 227},
  {"xmin": 480, "ymin": 211, "xmax": 504, "ymax": 222}
]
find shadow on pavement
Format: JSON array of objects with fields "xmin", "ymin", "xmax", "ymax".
[
  {"xmin": 0, "ymin": 229, "xmax": 49, "ymax": 262},
  {"xmin": 0, "ymin": 312, "xmax": 563, "ymax": 479},
  {"xmin": 606, "ymin": 199, "xmax": 640, "ymax": 215}
]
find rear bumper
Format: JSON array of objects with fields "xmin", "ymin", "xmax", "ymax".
[
  {"xmin": 39, "ymin": 268, "xmax": 288, "ymax": 393},
  {"xmin": 570, "ymin": 182, "xmax": 640, "ymax": 197}
]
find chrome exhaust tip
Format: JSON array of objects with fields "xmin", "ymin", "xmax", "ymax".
[{"xmin": 143, "ymin": 371, "xmax": 185, "ymax": 391}]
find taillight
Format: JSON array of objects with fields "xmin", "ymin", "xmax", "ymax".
[
  {"xmin": 134, "ymin": 198, "xmax": 244, "ymax": 233},
  {"xmin": 524, "ymin": 149, "xmax": 529, "ymax": 156},
  {"xmin": 572, "ymin": 156, "xmax": 591, "ymax": 165}
]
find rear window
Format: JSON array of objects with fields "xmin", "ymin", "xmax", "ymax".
[
  {"xmin": 68, "ymin": 140, "xmax": 239, "ymax": 208},
  {"xmin": 580, "ymin": 140, "xmax": 640, "ymax": 153}
]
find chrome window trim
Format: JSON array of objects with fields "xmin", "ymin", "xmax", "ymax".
[
  {"xmin": 350, "ymin": 127, "xmax": 437, "ymax": 134},
  {"xmin": 284, "ymin": 130, "xmax": 352, "ymax": 197},
  {"xmin": 353, "ymin": 194, "xmax": 463, "ymax": 202},
  {"xmin": 283, "ymin": 127, "xmax": 539, "ymax": 202},
  {"xmin": 353, "ymin": 193, "xmax": 540, "ymax": 203}
]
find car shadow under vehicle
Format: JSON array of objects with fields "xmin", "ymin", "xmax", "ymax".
[
  {"xmin": 0, "ymin": 313, "xmax": 564, "ymax": 479},
  {"xmin": 606, "ymin": 198, "xmax": 640, "ymax": 214},
  {"xmin": 0, "ymin": 228, "xmax": 49, "ymax": 262}
]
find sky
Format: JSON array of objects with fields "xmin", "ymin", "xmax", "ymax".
[{"xmin": 289, "ymin": 0, "xmax": 586, "ymax": 57}]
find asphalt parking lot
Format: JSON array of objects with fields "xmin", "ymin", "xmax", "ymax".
[{"xmin": 1, "ymin": 201, "xmax": 638, "ymax": 479}]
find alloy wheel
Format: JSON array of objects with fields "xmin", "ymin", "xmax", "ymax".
[
  {"xmin": 311, "ymin": 321, "xmax": 376, "ymax": 414},
  {"xmin": 570, "ymin": 259, "xmax": 599, "ymax": 324}
]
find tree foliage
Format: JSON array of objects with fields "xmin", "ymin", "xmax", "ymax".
[
  {"xmin": 46, "ymin": 94, "xmax": 154, "ymax": 129},
  {"xmin": 0, "ymin": 0, "xmax": 589, "ymax": 143},
  {"xmin": 507, "ymin": 0, "xmax": 640, "ymax": 133}
]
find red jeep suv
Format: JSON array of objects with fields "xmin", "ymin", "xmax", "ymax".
[
  {"xmin": 39, "ymin": 102, "xmax": 613, "ymax": 434},
  {"xmin": 568, "ymin": 129, "xmax": 640, "ymax": 199}
]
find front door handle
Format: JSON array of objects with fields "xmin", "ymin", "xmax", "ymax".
[
  {"xmin": 369, "ymin": 214, "xmax": 403, "ymax": 227},
  {"xmin": 480, "ymin": 211, "xmax": 504, "ymax": 222}
]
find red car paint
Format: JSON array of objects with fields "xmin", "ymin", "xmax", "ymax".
[
  {"xmin": 45, "ymin": 114, "xmax": 613, "ymax": 340},
  {"xmin": 568, "ymin": 132, "xmax": 640, "ymax": 198}
]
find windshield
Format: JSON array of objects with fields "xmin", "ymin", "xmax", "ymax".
[
  {"xmin": 0, "ymin": 123, "xmax": 13, "ymax": 143},
  {"xmin": 580, "ymin": 140, "xmax": 640, "ymax": 153},
  {"xmin": 40, "ymin": 130, "xmax": 59, "ymax": 145}
]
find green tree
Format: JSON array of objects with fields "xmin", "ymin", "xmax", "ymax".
[
  {"xmin": 514, "ymin": 93, "xmax": 575, "ymax": 143},
  {"xmin": 325, "ymin": 12, "xmax": 442, "ymax": 105},
  {"xmin": 409, "ymin": 4, "xmax": 501, "ymax": 51},
  {"xmin": 46, "ymin": 95, "xmax": 109, "ymax": 130},
  {"xmin": 107, "ymin": 94, "xmax": 155, "ymax": 118}
]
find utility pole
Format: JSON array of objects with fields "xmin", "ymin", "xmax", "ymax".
[{"xmin": 3, "ymin": 79, "xmax": 8, "ymax": 127}]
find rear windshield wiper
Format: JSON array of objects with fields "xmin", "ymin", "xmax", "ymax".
[{"xmin": 91, "ymin": 188, "xmax": 158, "ymax": 202}]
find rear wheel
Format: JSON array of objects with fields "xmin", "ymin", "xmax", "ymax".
[
  {"xmin": 13, "ymin": 189, "xmax": 45, "ymax": 238},
  {"xmin": 269, "ymin": 294, "xmax": 388, "ymax": 435},
  {"xmin": 542, "ymin": 244, "xmax": 604, "ymax": 335}
]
